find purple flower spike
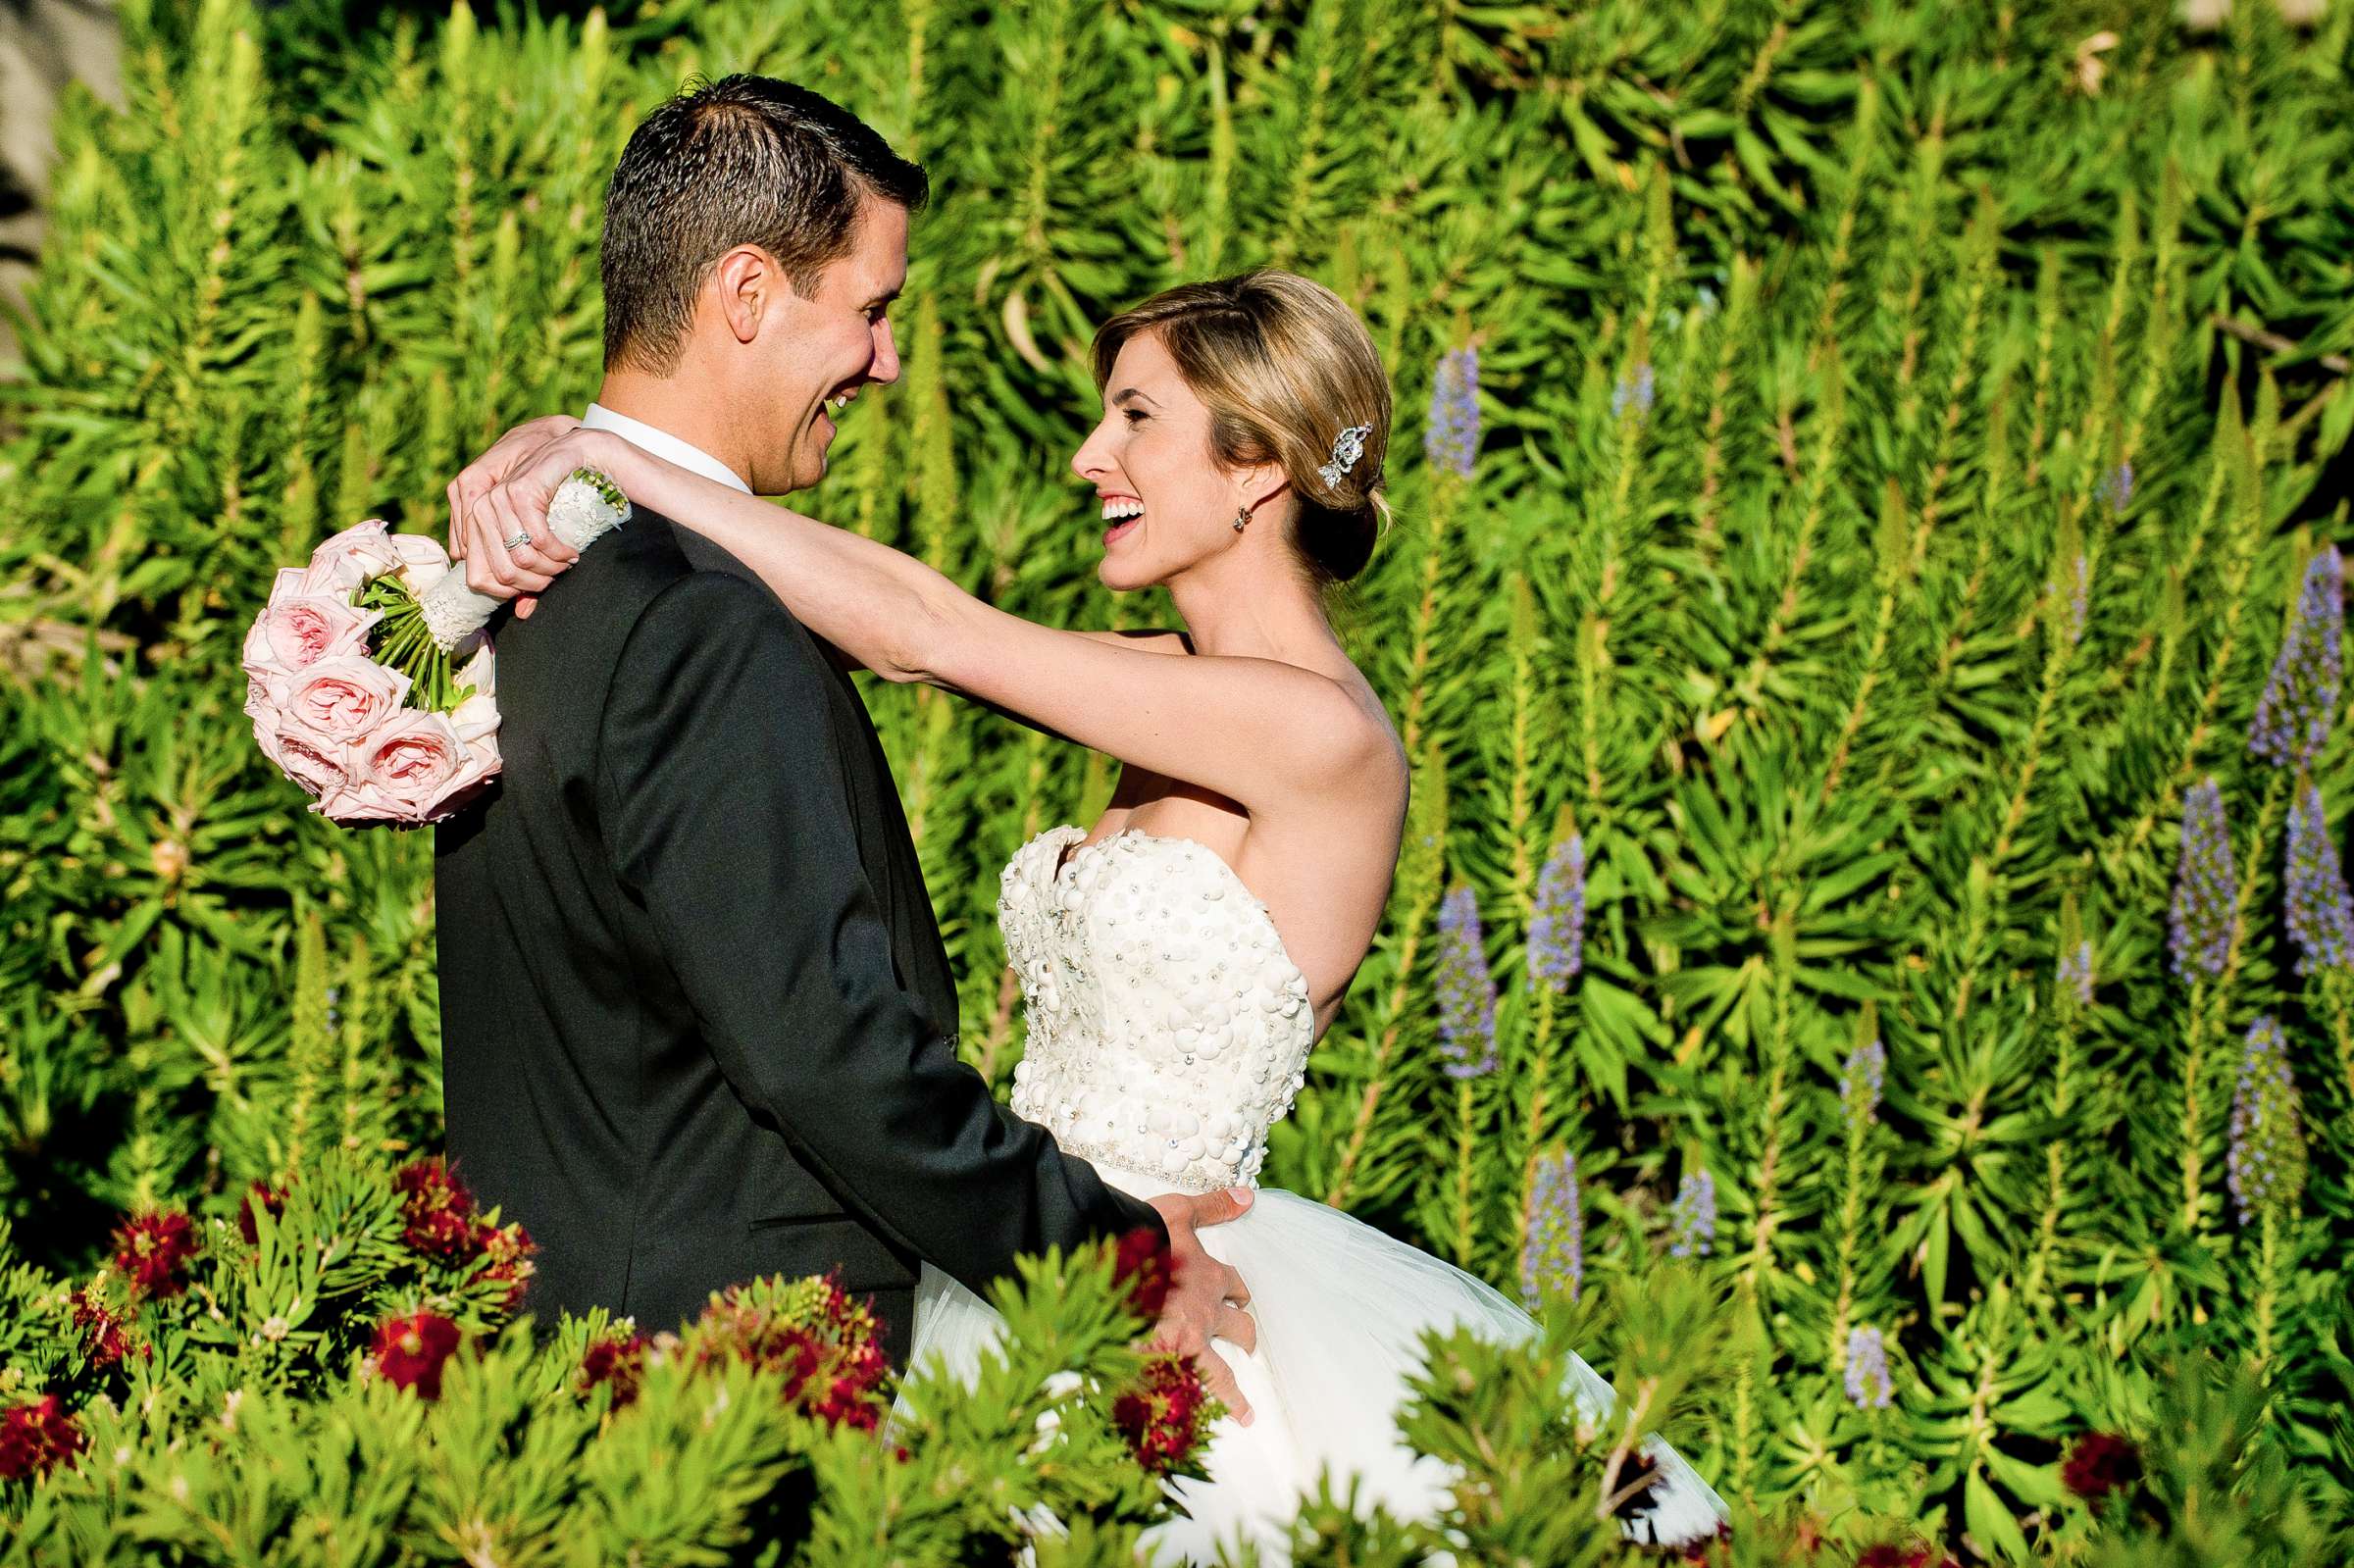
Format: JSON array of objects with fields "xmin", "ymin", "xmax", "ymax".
[
  {"xmin": 2226, "ymin": 1016, "xmax": 2304, "ymax": 1227},
  {"xmin": 1668, "ymin": 1168, "xmax": 1715, "ymax": 1259},
  {"xmin": 2285, "ymin": 782, "xmax": 2354, "ymax": 976},
  {"xmin": 2168, "ymin": 778, "xmax": 2236, "ymax": 981},
  {"xmin": 1612, "ymin": 362, "xmax": 1655, "ymax": 421},
  {"xmin": 1519, "ymin": 1150, "xmax": 1584, "ymax": 1311},
  {"xmin": 1526, "ymin": 833, "xmax": 1587, "ymax": 995},
  {"xmin": 1839, "ymin": 1038, "xmax": 1886, "ymax": 1131},
  {"xmin": 2100, "ymin": 461, "xmax": 2133, "ymax": 515},
  {"xmin": 1844, "ymin": 1326, "xmax": 1894, "ymax": 1410},
  {"xmin": 2067, "ymin": 554, "xmax": 2090, "ymax": 646},
  {"xmin": 2249, "ymin": 546, "xmax": 2344, "ymax": 770},
  {"xmin": 1424, "ymin": 347, "xmax": 1480, "ymax": 481},
  {"xmin": 2057, "ymin": 938, "xmax": 2096, "ymax": 1006},
  {"xmin": 1435, "ymin": 885, "xmax": 1499, "ymax": 1080}
]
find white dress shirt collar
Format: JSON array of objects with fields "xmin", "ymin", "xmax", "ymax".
[{"xmin": 581, "ymin": 402, "xmax": 754, "ymax": 495}]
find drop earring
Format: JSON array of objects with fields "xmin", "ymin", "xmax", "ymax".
[{"xmin": 1232, "ymin": 505, "xmax": 1251, "ymax": 533}]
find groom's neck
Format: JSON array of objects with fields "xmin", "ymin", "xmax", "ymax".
[{"xmin": 592, "ymin": 370, "xmax": 754, "ymax": 486}]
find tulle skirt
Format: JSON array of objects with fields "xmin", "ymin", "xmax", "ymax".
[{"xmin": 896, "ymin": 1162, "xmax": 1727, "ymax": 1564}]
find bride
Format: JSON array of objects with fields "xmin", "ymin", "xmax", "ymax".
[{"xmin": 450, "ymin": 269, "xmax": 1725, "ymax": 1559}]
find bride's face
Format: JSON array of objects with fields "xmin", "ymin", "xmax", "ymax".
[{"xmin": 1070, "ymin": 333, "xmax": 1256, "ymax": 592}]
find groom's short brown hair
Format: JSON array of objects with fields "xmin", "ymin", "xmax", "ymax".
[{"xmin": 600, "ymin": 76, "xmax": 928, "ymax": 374}]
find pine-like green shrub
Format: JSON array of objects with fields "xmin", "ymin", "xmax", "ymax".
[{"xmin": 4, "ymin": 0, "xmax": 2353, "ymax": 1556}]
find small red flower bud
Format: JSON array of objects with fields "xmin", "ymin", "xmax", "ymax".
[
  {"xmin": 0, "ymin": 1394, "xmax": 83, "ymax": 1482},
  {"xmin": 70, "ymin": 1289, "xmax": 132, "ymax": 1372},
  {"xmin": 1112, "ymin": 1226, "xmax": 1173, "ymax": 1318},
  {"xmin": 577, "ymin": 1331, "xmax": 649, "ymax": 1409},
  {"xmin": 236, "ymin": 1180, "xmax": 288, "ymax": 1247},
  {"xmin": 2061, "ymin": 1432, "xmax": 2143, "ymax": 1504},
  {"xmin": 110, "ymin": 1208, "xmax": 200, "ymax": 1300},
  {"xmin": 393, "ymin": 1159, "xmax": 490, "ymax": 1263},
  {"xmin": 1112, "ymin": 1353, "xmax": 1212, "ymax": 1476},
  {"xmin": 372, "ymin": 1309, "xmax": 462, "ymax": 1399}
]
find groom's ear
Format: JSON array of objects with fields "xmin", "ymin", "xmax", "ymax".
[{"xmin": 710, "ymin": 245, "xmax": 778, "ymax": 345}]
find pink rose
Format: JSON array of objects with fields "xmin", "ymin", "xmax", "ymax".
[
  {"xmin": 386, "ymin": 532, "xmax": 455, "ymax": 596},
  {"xmin": 257, "ymin": 719, "xmax": 350, "ymax": 798},
  {"xmin": 324, "ymin": 712, "xmax": 496, "ymax": 824},
  {"xmin": 302, "ymin": 521, "xmax": 403, "ymax": 598},
  {"xmin": 268, "ymin": 567, "xmax": 310, "ymax": 605},
  {"xmin": 242, "ymin": 593, "xmax": 378, "ymax": 680},
  {"xmin": 446, "ymin": 644, "xmax": 500, "ymax": 760},
  {"xmin": 272, "ymin": 655, "xmax": 410, "ymax": 742}
]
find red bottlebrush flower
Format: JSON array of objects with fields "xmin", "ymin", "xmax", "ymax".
[
  {"xmin": 372, "ymin": 1309, "xmax": 463, "ymax": 1399},
  {"xmin": 1855, "ymin": 1546, "xmax": 1956, "ymax": 1568},
  {"xmin": 111, "ymin": 1208, "xmax": 200, "ymax": 1299},
  {"xmin": 814, "ymin": 1373, "xmax": 881, "ymax": 1432},
  {"xmin": 236, "ymin": 1180, "xmax": 287, "ymax": 1247},
  {"xmin": 70, "ymin": 1289, "xmax": 133, "ymax": 1372},
  {"xmin": 1678, "ymin": 1520, "xmax": 1736, "ymax": 1562},
  {"xmin": 691, "ymin": 1274, "xmax": 892, "ymax": 1430},
  {"xmin": 1112, "ymin": 1226, "xmax": 1173, "ymax": 1318},
  {"xmin": 2062, "ymin": 1432, "xmax": 2142, "ymax": 1503},
  {"xmin": 1112, "ymin": 1353, "xmax": 1212, "ymax": 1476},
  {"xmin": 578, "ymin": 1330, "xmax": 649, "ymax": 1409},
  {"xmin": 394, "ymin": 1159, "xmax": 488, "ymax": 1264},
  {"xmin": 0, "ymin": 1394, "xmax": 84, "ymax": 1483},
  {"xmin": 469, "ymin": 1220, "xmax": 537, "ymax": 1311}
]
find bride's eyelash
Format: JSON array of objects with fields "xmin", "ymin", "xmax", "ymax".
[{"xmin": 1122, "ymin": 409, "xmax": 1148, "ymax": 425}]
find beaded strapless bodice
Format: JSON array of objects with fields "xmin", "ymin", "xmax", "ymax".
[{"xmin": 1001, "ymin": 826, "xmax": 1314, "ymax": 1192}]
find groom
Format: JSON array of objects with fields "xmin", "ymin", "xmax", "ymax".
[{"xmin": 434, "ymin": 76, "xmax": 1254, "ymax": 1406}]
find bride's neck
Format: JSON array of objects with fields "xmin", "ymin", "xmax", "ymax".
[{"xmin": 1164, "ymin": 565, "xmax": 1338, "ymax": 665}]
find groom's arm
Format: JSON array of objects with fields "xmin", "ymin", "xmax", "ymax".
[{"xmin": 596, "ymin": 570, "xmax": 1169, "ymax": 1293}]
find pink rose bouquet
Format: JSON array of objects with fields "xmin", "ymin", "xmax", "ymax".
[{"xmin": 243, "ymin": 470, "xmax": 628, "ymax": 825}]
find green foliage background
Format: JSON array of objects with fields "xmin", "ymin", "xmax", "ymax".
[{"xmin": 4, "ymin": 0, "xmax": 2354, "ymax": 1554}]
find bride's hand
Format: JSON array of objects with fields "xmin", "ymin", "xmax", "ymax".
[
  {"xmin": 447, "ymin": 417, "xmax": 608, "ymax": 609},
  {"xmin": 447, "ymin": 414, "xmax": 580, "ymax": 561},
  {"xmin": 1146, "ymin": 1188, "xmax": 1258, "ymax": 1425}
]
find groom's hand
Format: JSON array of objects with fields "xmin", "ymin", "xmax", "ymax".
[{"xmin": 1145, "ymin": 1188, "xmax": 1258, "ymax": 1426}]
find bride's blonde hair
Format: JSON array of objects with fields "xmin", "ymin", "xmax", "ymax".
[{"xmin": 1091, "ymin": 271, "xmax": 1393, "ymax": 586}]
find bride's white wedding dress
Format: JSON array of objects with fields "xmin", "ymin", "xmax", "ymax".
[{"xmin": 903, "ymin": 826, "xmax": 1725, "ymax": 1561}]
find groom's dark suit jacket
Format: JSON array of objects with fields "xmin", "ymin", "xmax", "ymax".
[{"xmin": 434, "ymin": 503, "xmax": 1165, "ymax": 1361}]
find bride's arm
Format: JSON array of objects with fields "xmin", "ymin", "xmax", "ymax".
[
  {"xmin": 458, "ymin": 424, "xmax": 940, "ymax": 681},
  {"xmin": 464, "ymin": 426, "xmax": 1396, "ymax": 813}
]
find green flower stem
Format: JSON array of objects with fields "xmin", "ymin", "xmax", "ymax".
[
  {"xmin": 2180, "ymin": 978, "xmax": 2214, "ymax": 1236},
  {"xmin": 1325, "ymin": 747, "xmax": 1447, "ymax": 1211},
  {"xmin": 2025, "ymin": 1004, "xmax": 2082, "ymax": 1303},
  {"xmin": 2106, "ymin": 396, "xmax": 2269, "ymax": 868},
  {"xmin": 1450, "ymin": 1076, "xmax": 1479, "ymax": 1267},
  {"xmin": 2183, "ymin": 769, "xmax": 2291, "ymax": 1232},
  {"xmin": 1827, "ymin": 1093, "xmax": 1873, "ymax": 1365},
  {"xmin": 1511, "ymin": 982, "xmax": 1561, "ymax": 1271},
  {"xmin": 2325, "ymin": 969, "xmax": 2354, "ymax": 1106},
  {"xmin": 2255, "ymin": 1207, "xmax": 2280, "ymax": 1380},
  {"xmin": 1745, "ymin": 915, "xmax": 1798, "ymax": 1292}
]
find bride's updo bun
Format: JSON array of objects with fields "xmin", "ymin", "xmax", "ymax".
[{"xmin": 1091, "ymin": 271, "xmax": 1393, "ymax": 587}]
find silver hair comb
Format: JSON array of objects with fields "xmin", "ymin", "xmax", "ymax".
[{"xmin": 1317, "ymin": 424, "xmax": 1374, "ymax": 489}]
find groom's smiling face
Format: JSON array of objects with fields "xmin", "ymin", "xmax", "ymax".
[{"xmin": 752, "ymin": 191, "xmax": 908, "ymax": 494}]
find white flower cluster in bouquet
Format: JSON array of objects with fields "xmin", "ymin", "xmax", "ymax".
[{"xmin": 241, "ymin": 472, "xmax": 628, "ymax": 826}]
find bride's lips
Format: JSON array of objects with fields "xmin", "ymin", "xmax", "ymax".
[{"xmin": 1100, "ymin": 491, "xmax": 1144, "ymax": 546}]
